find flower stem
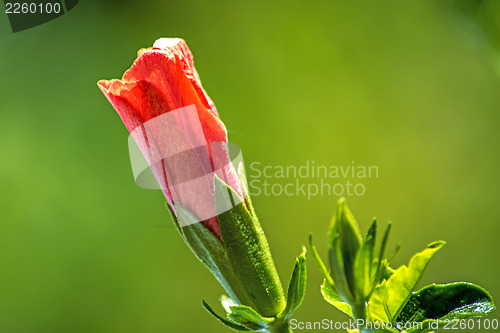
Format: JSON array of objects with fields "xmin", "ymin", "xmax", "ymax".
[
  {"xmin": 353, "ymin": 303, "xmax": 369, "ymax": 333},
  {"xmin": 269, "ymin": 320, "xmax": 293, "ymax": 333},
  {"xmin": 353, "ymin": 304, "xmax": 367, "ymax": 322}
]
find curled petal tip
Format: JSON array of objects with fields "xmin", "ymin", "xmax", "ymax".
[{"xmin": 153, "ymin": 37, "xmax": 185, "ymax": 50}]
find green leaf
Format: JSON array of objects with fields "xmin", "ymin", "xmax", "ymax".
[
  {"xmin": 329, "ymin": 234, "xmax": 354, "ymax": 302},
  {"xmin": 227, "ymin": 304, "xmax": 274, "ymax": 331},
  {"xmin": 354, "ymin": 219, "xmax": 377, "ymax": 300},
  {"xmin": 280, "ymin": 250, "xmax": 307, "ymax": 320},
  {"xmin": 215, "ymin": 175, "xmax": 286, "ymax": 317},
  {"xmin": 202, "ymin": 300, "xmax": 251, "ymax": 331},
  {"xmin": 329, "ymin": 198, "xmax": 362, "ymax": 249},
  {"xmin": 371, "ymin": 223, "xmax": 392, "ymax": 293},
  {"xmin": 396, "ymin": 282, "xmax": 495, "ymax": 327},
  {"xmin": 329, "ymin": 198, "xmax": 362, "ymax": 297},
  {"xmin": 309, "ymin": 235, "xmax": 334, "ymax": 286},
  {"xmin": 321, "ymin": 279, "xmax": 353, "ymax": 317},
  {"xmin": 365, "ymin": 220, "xmax": 377, "ymax": 263},
  {"xmin": 368, "ymin": 241, "xmax": 446, "ymax": 323},
  {"xmin": 369, "ymin": 259, "xmax": 395, "ymax": 292}
]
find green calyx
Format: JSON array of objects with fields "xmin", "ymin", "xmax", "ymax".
[
  {"xmin": 214, "ymin": 174, "xmax": 285, "ymax": 317},
  {"xmin": 169, "ymin": 166, "xmax": 306, "ymax": 332},
  {"xmin": 202, "ymin": 249, "xmax": 306, "ymax": 332}
]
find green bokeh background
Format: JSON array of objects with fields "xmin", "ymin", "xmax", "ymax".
[{"xmin": 1, "ymin": 1, "xmax": 499, "ymax": 332}]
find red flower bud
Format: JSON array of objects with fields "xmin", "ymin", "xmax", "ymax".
[{"xmin": 98, "ymin": 38, "xmax": 244, "ymax": 241}]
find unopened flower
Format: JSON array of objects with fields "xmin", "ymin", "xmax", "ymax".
[
  {"xmin": 98, "ymin": 38, "xmax": 243, "ymax": 240},
  {"xmin": 98, "ymin": 39, "xmax": 305, "ymax": 329}
]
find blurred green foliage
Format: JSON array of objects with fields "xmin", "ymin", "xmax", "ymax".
[{"xmin": 0, "ymin": 1, "xmax": 499, "ymax": 332}]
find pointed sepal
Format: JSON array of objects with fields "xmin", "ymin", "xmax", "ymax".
[
  {"xmin": 279, "ymin": 250, "xmax": 307, "ymax": 320},
  {"xmin": 202, "ymin": 300, "xmax": 251, "ymax": 331}
]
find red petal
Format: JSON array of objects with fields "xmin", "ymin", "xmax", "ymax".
[
  {"xmin": 135, "ymin": 38, "xmax": 219, "ymax": 118},
  {"xmin": 97, "ymin": 38, "xmax": 247, "ymax": 242},
  {"xmin": 122, "ymin": 49, "xmax": 227, "ymax": 144},
  {"xmin": 97, "ymin": 80, "xmax": 144, "ymax": 133}
]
